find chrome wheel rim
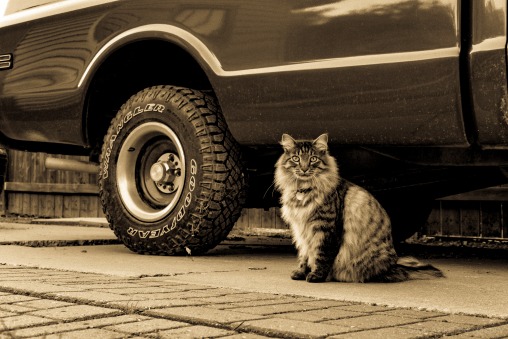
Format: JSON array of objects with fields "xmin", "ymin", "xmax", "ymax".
[{"xmin": 116, "ymin": 122, "xmax": 186, "ymax": 222}]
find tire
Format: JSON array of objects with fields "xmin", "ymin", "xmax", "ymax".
[{"xmin": 98, "ymin": 86, "xmax": 246, "ymax": 255}]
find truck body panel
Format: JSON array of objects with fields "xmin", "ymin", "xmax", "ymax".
[
  {"xmin": 468, "ymin": 0, "xmax": 508, "ymax": 146},
  {"xmin": 1, "ymin": 0, "xmax": 500, "ymax": 151}
]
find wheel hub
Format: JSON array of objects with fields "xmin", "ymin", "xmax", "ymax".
[{"xmin": 149, "ymin": 153, "xmax": 182, "ymax": 194}]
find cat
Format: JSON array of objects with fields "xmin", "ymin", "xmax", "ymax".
[{"xmin": 274, "ymin": 133, "xmax": 442, "ymax": 283}]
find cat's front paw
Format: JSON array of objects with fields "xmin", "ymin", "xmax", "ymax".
[
  {"xmin": 290, "ymin": 270, "xmax": 307, "ymax": 280},
  {"xmin": 306, "ymin": 272, "xmax": 327, "ymax": 283}
]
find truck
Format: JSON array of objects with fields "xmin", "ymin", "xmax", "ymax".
[{"xmin": 0, "ymin": 0, "xmax": 507, "ymax": 255}]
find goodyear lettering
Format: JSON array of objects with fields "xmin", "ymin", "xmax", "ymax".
[
  {"xmin": 149, "ymin": 229, "xmax": 160, "ymax": 238},
  {"xmin": 190, "ymin": 159, "xmax": 197, "ymax": 175},
  {"xmin": 184, "ymin": 192, "xmax": 192, "ymax": 207},
  {"xmin": 160, "ymin": 225, "xmax": 171, "ymax": 236},
  {"xmin": 138, "ymin": 231, "xmax": 149, "ymax": 238},
  {"xmin": 177, "ymin": 205, "xmax": 185, "ymax": 221}
]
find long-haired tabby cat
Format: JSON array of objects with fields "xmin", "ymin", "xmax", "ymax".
[{"xmin": 274, "ymin": 133, "xmax": 442, "ymax": 283}]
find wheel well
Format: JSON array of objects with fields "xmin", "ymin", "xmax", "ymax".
[{"xmin": 85, "ymin": 40, "xmax": 213, "ymax": 161}]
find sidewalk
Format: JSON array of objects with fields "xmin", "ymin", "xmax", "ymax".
[
  {"xmin": 0, "ymin": 264, "xmax": 507, "ymax": 338},
  {"xmin": 0, "ymin": 218, "xmax": 507, "ymax": 338}
]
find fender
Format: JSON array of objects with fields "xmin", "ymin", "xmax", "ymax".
[{"xmin": 78, "ymin": 24, "xmax": 223, "ymax": 89}]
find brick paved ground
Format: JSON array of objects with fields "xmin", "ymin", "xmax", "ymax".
[{"xmin": 0, "ymin": 265, "xmax": 506, "ymax": 338}]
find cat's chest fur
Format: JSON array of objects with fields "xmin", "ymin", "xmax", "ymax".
[
  {"xmin": 280, "ymin": 185, "xmax": 331, "ymax": 235},
  {"xmin": 281, "ymin": 194, "xmax": 315, "ymax": 230}
]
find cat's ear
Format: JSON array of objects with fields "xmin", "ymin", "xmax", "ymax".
[
  {"xmin": 313, "ymin": 133, "xmax": 329, "ymax": 153},
  {"xmin": 280, "ymin": 134, "xmax": 296, "ymax": 153}
]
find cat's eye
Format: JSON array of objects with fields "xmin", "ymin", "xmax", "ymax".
[
  {"xmin": 310, "ymin": 156, "xmax": 319, "ymax": 163},
  {"xmin": 291, "ymin": 155, "xmax": 300, "ymax": 162}
]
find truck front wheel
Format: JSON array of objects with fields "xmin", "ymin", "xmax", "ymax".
[{"xmin": 98, "ymin": 86, "xmax": 246, "ymax": 255}]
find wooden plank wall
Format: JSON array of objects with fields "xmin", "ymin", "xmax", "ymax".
[
  {"xmin": 424, "ymin": 185, "xmax": 508, "ymax": 239},
  {"xmin": 235, "ymin": 207, "xmax": 287, "ymax": 232},
  {"xmin": 425, "ymin": 200, "xmax": 507, "ymax": 239},
  {"xmin": 3, "ymin": 150, "xmax": 103, "ymax": 218},
  {"xmin": 2, "ymin": 149, "xmax": 507, "ymax": 239}
]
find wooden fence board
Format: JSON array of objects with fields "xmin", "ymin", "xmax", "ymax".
[
  {"xmin": 249, "ymin": 208, "xmax": 263, "ymax": 229},
  {"xmin": 425, "ymin": 202, "xmax": 441, "ymax": 236},
  {"xmin": 39, "ymin": 194, "xmax": 55, "ymax": 218},
  {"xmin": 235, "ymin": 208, "xmax": 249, "ymax": 230},
  {"xmin": 54, "ymin": 195, "xmax": 64, "ymax": 218},
  {"xmin": 274, "ymin": 208, "xmax": 287, "ymax": 229},
  {"xmin": 22, "ymin": 193, "xmax": 31, "ymax": 216},
  {"xmin": 439, "ymin": 201, "xmax": 461, "ymax": 236},
  {"xmin": 3, "ymin": 150, "xmax": 103, "ymax": 218},
  {"xmin": 261, "ymin": 208, "xmax": 274, "ymax": 228},
  {"xmin": 481, "ymin": 202, "xmax": 502, "ymax": 238},
  {"xmin": 460, "ymin": 202, "xmax": 480, "ymax": 237}
]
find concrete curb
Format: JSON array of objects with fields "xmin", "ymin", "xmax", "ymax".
[{"xmin": 30, "ymin": 218, "xmax": 110, "ymax": 228}]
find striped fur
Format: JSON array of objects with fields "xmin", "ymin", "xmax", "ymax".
[{"xmin": 275, "ymin": 134, "xmax": 442, "ymax": 283}]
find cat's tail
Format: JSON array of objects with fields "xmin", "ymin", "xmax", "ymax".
[
  {"xmin": 371, "ymin": 256, "xmax": 444, "ymax": 283},
  {"xmin": 396, "ymin": 256, "xmax": 445, "ymax": 280}
]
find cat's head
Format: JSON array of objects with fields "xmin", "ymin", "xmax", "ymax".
[{"xmin": 278, "ymin": 133, "xmax": 333, "ymax": 180}]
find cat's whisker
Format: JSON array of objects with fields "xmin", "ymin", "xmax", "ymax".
[{"xmin": 262, "ymin": 181, "xmax": 276, "ymax": 200}]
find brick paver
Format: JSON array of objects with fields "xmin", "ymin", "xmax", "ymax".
[
  {"xmin": 323, "ymin": 314, "xmax": 420, "ymax": 330},
  {"xmin": 10, "ymin": 314, "xmax": 149, "ymax": 337},
  {"xmin": 0, "ymin": 295, "xmax": 38, "ymax": 304},
  {"xmin": 146, "ymin": 306, "xmax": 268, "ymax": 325},
  {"xmin": 42, "ymin": 328, "xmax": 126, "ymax": 339},
  {"xmin": 108, "ymin": 297, "xmax": 208, "ymax": 310},
  {"xmin": 157, "ymin": 325, "xmax": 235, "ymax": 338},
  {"xmin": 221, "ymin": 334, "xmax": 273, "ymax": 339},
  {"xmin": 236, "ymin": 317, "xmax": 351, "ymax": 337},
  {"xmin": 29, "ymin": 304, "xmax": 120, "ymax": 321},
  {"xmin": 0, "ymin": 310, "xmax": 16, "ymax": 318},
  {"xmin": 276, "ymin": 307, "xmax": 363, "ymax": 322},
  {"xmin": 15, "ymin": 299, "xmax": 74, "ymax": 310},
  {"xmin": 0, "ymin": 314, "xmax": 55, "ymax": 331},
  {"xmin": 105, "ymin": 317, "xmax": 189, "ymax": 334},
  {"xmin": 403, "ymin": 320, "xmax": 478, "ymax": 335},
  {"xmin": 231, "ymin": 300, "xmax": 325, "ymax": 315},
  {"xmin": 447, "ymin": 324, "xmax": 508, "ymax": 338},
  {"xmin": 0, "ymin": 264, "xmax": 507, "ymax": 339},
  {"xmin": 328, "ymin": 326, "xmax": 432, "ymax": 339},
  {"xmin": 51, "ymin": 290, "xmax": 142, "ymax": 302},
  {"xmin": 431, "ymin": 314, "xmax": 505, "ymax": 326},
  {"xmin": 380, "ymin": 308, "xmax": 446, "ymax": 319},
  {"xmin": 0, "ymin": 280, "xmax": 83, "ymax": 293}
]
